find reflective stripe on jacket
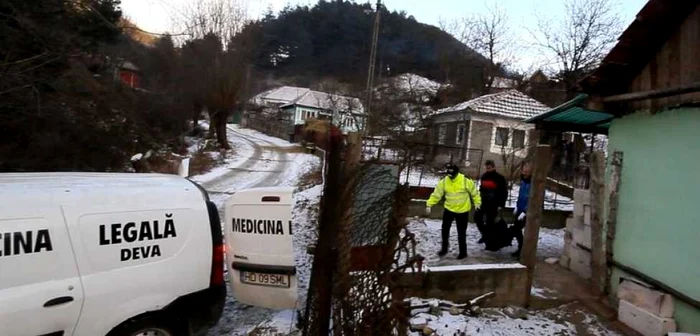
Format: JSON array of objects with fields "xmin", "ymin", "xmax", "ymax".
[{"xmin": 426, "ymin": 173, "xmax": 482, "ymax": 214}]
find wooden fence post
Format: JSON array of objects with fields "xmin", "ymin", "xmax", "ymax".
[
  {"xmin": 604, "ymin": 151, "xmax": 623, "ymax": 295},
  {"xmin": 590, "ymin": 151, "xmax": 606, "ymax": 296},
  {"xmin": 304, "ymin": 129, "xmax": 344, "ymax": 335},
  {"xmin": 521, "ymin": 145, "xmax": 553, "ymax": 306}
]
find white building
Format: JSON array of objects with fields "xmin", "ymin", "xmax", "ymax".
[{"xmin": 250, "ymin": 86, "xmax": 365, "ymax": 134}]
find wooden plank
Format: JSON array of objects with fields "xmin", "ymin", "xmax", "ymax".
[
  {"xmin": 589, "ymin": 151, "xmax": 606, "ymax": 296},
  {"xmin": 647, "ymin": 54, "xmax": 658, "ymax": 111},
  {"xmin": 655, "ymin": 26, "xmax": 672, "ymax": 110},
  {"xmin": 630, "ymin": 61, "xmax": 648, "ymax": 111},
  {"xmin": 666, "ymin": 25, "xmax": 682, "ymax": 107},
  {"xmin": 521, "ymin": 145, "xmax": 553, "ymax": 306},
  {"xmin": 605, "ymin": 151, "xmax": 623, "ymax": 295},
  {"xmin": 602, "ymin": 82, "xmax": 700, "ymax": 103},
  {"xmin": 679, "ymin": 6, "xmax": 700, "ymax": 104}
]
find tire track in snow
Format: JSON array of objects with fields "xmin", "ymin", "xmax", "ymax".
[{"xmin": 204, "ymin": 127, "xmax": 294, "ymax": 336}]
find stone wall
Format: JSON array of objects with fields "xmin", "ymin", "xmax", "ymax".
[
  {"xmin": 560, "ymin": 189, "xmax": 592, "ymax": 279},
  {"xmin": 393, "ymin": 264, "xmax": 528, "ymax": 307}
]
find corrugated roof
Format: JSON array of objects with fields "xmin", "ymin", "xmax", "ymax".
[
  {"xmin": 436, "ymin": 90, "xmax": 550, "ymax": 120},
  {"xmin": 524, "ymin": 94, "xmax": 614, "ymax": 134}
]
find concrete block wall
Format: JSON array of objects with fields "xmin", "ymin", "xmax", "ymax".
[
  {"xmin": 560, "ymin": 189, "xmax": 592, "ymax": 279},
  {"xmin": 616, "ymin": 279, "xmax": 678, "ymax": 336}
]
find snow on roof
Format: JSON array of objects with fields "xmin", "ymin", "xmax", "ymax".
[
  {"xmin": 394, "ymin": 73, "xmax": 444, "ymax": 95},
  {"xmin": 120, "ymin": 60, "xmax": 139, "ymax": 71},
  {"xmin": 435, "ymin": 89, "xmax": 550, "ymax": 120},
  {"xmin": 251, "ymin": 86, "xmax": 310, "ymax": 105},
  {"xmin": 285, "ymin": 90, "xmax": 365, "ymax": 115},
  {"xmin": 251, "ymin": 86, "xmax": 364, "ymax": 114}
]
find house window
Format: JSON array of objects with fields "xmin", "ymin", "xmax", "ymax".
[
  {"xmin": 438, "ymin": 124, "xmax": 447, "ymax": 145},
  {"xmin": 495, "ymin": 127, "xmax": 509, "ymax": 146},
  {"xmin": 456, "ymin": 124, "xmax": 466, "ymax": 144},
  {"xmin": 513, "ymin": 129, "xmax": 526, "ymax": 149}
]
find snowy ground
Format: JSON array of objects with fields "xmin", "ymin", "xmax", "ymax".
[
  {"xmin": 193, "ymin": 127, "xmax": 611, "ymax": 335},
  {"xmin": 408, "ymin": 303, "xmax": 621, "ymax": 336},
  {"xmin": 400, "ymin": 169, "xmax": 574, "ymax": 211},
  {"xmin": 406, "ymin": 218, "xmax": 564, "ymax": 266},
  {"xmin": 189, "ymin": 125, "xmax": 321, "ymax": 336},
  {"xmin": 233, "ymin": 128, "xmax": 299, "ymax": 148},
  {"xmin": 209, "ymin": 184, "xmax": 322, "ymax": 336}
]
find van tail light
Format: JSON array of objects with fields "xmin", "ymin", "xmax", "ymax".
[
  {"xmin": 205, "ymin": 200, "xmax": 225, "ymax": 287},
  {"xmin": 210, "ymin": 243, "xmax": 225, "ymax": 286}
]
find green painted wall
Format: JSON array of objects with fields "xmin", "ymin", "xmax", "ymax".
[{"xmin": 607, "ymin": 107, "xmax": 700, "ymax": 332}]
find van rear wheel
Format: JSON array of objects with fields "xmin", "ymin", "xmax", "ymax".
[{"xmin": 110, "ymin": 315, "xmax": 181, "ymax": 336}]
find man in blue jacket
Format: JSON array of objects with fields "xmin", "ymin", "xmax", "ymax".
[{"xmin": 510, "ymin": 163, "xmax": 531, "ymax": 258}]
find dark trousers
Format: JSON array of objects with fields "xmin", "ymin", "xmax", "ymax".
[
  {"xmin": 441, "ymin": 209, "xmax": 469, "ymax": 255},
  {"xmin": 510, "ymin": 211, "xmax": 527, "ymax": 252},
  {"xmin": 474, "ymin": 204, "xmax": 499, "ymax": 240}
]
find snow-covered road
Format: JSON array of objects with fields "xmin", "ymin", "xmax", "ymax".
[{"xmin": 189, "ymin": 125, "xmax": 321, "ymax": 336}]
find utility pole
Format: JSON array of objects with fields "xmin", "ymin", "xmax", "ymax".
[{"xmin": 364, "ymin": 0, "xmax": 381, "ymax": 134}]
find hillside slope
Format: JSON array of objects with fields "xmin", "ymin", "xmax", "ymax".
[{"xmin": 237, "ymin": 1, "xmax": 487, "ymax": 85}]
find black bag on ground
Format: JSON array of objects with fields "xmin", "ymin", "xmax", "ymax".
[{"xmin": 484, "ymin": 218, "xmax": 512, "ymax": 251}]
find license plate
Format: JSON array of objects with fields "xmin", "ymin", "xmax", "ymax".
[{"xmin": 240, "ymin": 271, "xmax": 291, "ymax": 288}]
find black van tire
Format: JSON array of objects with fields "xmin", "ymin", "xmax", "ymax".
[{"xmin": 109, "ymin": 314, "xmax": 183, "ymax": 336}]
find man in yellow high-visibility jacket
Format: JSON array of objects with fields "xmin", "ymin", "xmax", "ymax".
[{"xmin": 426, "ymin": 163, "xmax": 482, "ymax": 259}]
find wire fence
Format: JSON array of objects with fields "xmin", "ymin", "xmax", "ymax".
[
  {"xmin": 301, "ymin": 134, "xmax": 424, "ymax": 336},
  {"xmin": 360, "ymin": 137, "xmax": 485, "ymax": 182}
]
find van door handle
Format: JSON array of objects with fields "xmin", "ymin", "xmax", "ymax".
[{"xmin": 44, "ymin": 296, "xmax": 74, "ymax": 307}]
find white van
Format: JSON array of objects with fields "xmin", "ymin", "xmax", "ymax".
[
  {"xmin": 223, "ymin": 187, "xmax": 297, "ymax": 309},
  {"xmin": 0, "ymin": 173, "xmax": 226, "ymax": 336}
]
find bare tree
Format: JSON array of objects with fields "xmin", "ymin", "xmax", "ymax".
[
  {"xmin": 531, "ymin": 0, "xmax": 622, "ymax": 90},
  {"xmin": 442, "ymin": 3, "xmax": 516, "ymax": 93},
  {"xmin": 172, "ymin": 0, "xmax": 250, "ymax": 148},
  {"xmin": 175, "ymin": 0, "xmax": 248, "ymax": 48}
]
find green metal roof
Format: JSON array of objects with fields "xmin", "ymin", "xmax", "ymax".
[
  {"xmin": 524, "ymin": 94, "xmax": 615, "ymax": 134},
  {"xmin": 544, "ymin": 106, "xmax": 613, "ymax": 124}
]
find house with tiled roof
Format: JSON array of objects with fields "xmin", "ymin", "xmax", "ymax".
[{"xmin": 427, "ymin": 89, "xmax": 550, "ymax": 173}]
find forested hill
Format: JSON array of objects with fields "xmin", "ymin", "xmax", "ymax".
[{"xmin": 238, "ymin": 1, "xmax": 487, "ymax": 85}]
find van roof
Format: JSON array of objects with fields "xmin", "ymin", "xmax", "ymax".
[
  {"xmin": 0, "ymin": 173, "xmax": 206, "ymax": 206},
  {"xmin": 0, "ymin": 173, "xmax": 191, "ymax": 189}
]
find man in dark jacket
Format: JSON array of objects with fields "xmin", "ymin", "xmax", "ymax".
[
  {"xmin": 510, "ymin": 163, "xmax": 532, "ymax": 258},
  {"xmin": 475, "ymin": 160, "xmax": 508, "ymax": 245}
]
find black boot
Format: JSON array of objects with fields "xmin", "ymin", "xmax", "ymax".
[
  {"xmin": 456, "ymin": 252, "xmax": 467, "ymax": 260},
  {"xmin": 438, "ymin": 249, "xmax": 448, "ymax": 257}
]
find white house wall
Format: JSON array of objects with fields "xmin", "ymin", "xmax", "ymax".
[{"xmin": 470, "ymin": 115, "xmax": 534, "ymax": 159}]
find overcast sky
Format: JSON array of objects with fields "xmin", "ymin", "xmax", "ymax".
[{"xmin": 120, "ymin": 0, "xmax": 648, "ymax": 72}]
